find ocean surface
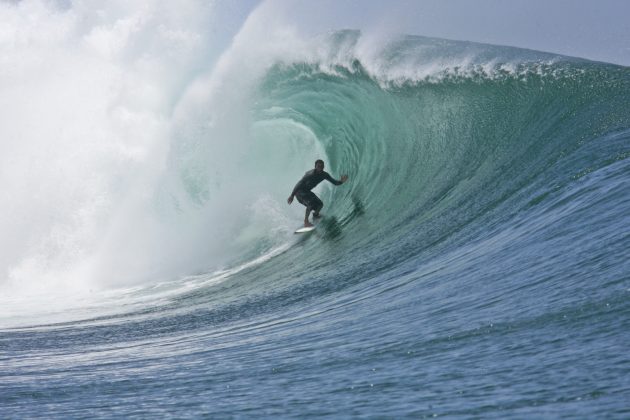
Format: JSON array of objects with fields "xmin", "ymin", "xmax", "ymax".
[{"xmin": 1, "ymin": 6, "xmax": 629, "ymax": 418}]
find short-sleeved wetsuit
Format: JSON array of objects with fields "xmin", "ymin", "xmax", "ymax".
[{"xmin": 292, "ymin": 170, "xmax": 342, "ymax": 211}]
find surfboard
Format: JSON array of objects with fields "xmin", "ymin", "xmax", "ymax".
[{"xmin": 294, "ymin": 225, "xmax": 316, "ymax": 234}]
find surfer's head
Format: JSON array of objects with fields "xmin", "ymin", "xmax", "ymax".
[{"xmin": 315, "ymin": 159, "xmax": 324, "ymax": 173}]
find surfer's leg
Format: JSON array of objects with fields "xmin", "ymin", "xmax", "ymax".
[
  {"xmin": 304, "ymin": 207, "xmax": 314, "ymax": 227},
  {"xmin": 297, "ymin": 191, "xmax": 319, "ymax": 226},
  {"xmin": 312, "ymin": 196, "xmax": 324, "ymax": 218},
  {"xmin": 295, "ymin": 191, "xmax": 311, "ymax": 226}
]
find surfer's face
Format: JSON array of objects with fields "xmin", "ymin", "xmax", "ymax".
[{"xmin": 315, "ymin": 161, "xmax": 324, "ymax": 172}]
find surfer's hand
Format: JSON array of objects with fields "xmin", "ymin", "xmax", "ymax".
[
  {"xmin": 287, "ymin": 195, "xmax": 294, "ymax": 204},
  {"xmin": 341, "ymin": 175, "xmax": 348, "ymax": 183}
]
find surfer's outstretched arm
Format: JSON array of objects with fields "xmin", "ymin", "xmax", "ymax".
[{"xmin": 325, "ymin": 173, "xmax": 348, "ymax": 185}]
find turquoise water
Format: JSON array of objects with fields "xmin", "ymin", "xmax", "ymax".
[{"xmin": 2, "ymin": 32, "xmax": 630, "ymax": 418}]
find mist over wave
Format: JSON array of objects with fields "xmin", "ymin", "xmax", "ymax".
[{"xmin": 0, "ymin": 1, "xmax": 266, "ymax": 302}]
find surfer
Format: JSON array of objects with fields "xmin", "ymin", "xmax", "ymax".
[{"xmin": 288, "ymin": 159, "xmax": 348, "ymax": 227}]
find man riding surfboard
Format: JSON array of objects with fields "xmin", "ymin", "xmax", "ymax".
[{"xmin": 288, "ymin": 159, "xmax": 348, "ymax": 227}]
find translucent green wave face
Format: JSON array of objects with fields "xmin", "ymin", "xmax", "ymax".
[{"xmin": 249, "ymin": 36, "xmax": 629, "ymax": 264}]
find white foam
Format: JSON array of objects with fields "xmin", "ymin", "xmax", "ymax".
[{"xmin": 0, "ymin": 2, "xmax": 245, "ymax": 306}]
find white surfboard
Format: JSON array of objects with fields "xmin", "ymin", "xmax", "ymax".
[{"xmin": 294, "ymin": 225, "xmax": 316, "ymax": 234}]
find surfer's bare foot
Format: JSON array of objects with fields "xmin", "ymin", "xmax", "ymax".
[{"xmin": 304, "ymin": 221, "xmax": 314, "ymax": 227}]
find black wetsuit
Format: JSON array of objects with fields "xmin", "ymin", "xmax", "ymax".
[{"xmin": 292, "ymin": 170, "xmax": 342, "ymax": 211}]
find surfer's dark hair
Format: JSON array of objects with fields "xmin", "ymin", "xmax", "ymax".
[{"xmin": 315, "ymin": 159, "xmax": 324, "ymax": 167}]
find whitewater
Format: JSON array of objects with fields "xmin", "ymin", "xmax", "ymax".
[{"xmin": 1, "ymin": 1, "xmax": 629, "ymax": 418}]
